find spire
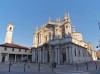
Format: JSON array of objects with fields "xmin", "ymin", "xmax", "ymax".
[
  {"xmin": 67, "ymin": 12, "xmax": 70, "ymax": 23},
  {"xmin": 56, "ymin": 18, "xmax": 60, "ymax": 22},
  {"xmin": 48, "ymin": 17, "xmax": 51, "ymax": 23},
  {"xmin": 63, "ymin": 13, "xmax": 68, "ymax": 21},
  {"xmin": 36, "ymin": 26, "xmax": 38, "ymax": 31},
  {"xmin": 68, "ymin": 12, "xmax": 70, "ymax": 18}
]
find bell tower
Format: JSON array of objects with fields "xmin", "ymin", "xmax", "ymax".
[
  {"xmin": 5, "ymin": 23, "xmax": 14, "ymax": 43},
  {"xmin": 63, "ymin": 13, "xmax": 71, "ymax": 36}
]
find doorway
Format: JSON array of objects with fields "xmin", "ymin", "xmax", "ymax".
[
  {"xmin": 47, "ymin": 51, "xmax": 50, "ymax": 62},
  {"xmin": 63, "ymin": 53, "xmax": 66, "ymax": 64},
  {"xmin": 2, "ymin": 56, "xmax": 5, "ymax": 62}
]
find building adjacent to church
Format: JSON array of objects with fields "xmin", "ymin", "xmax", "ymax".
[
  {"xmin": 0, "ymin": 23, "xmax": 31, "ymax": 62},
  {"xmin": 32, "ymin": 13, "xmax": 97, "ymax": 65}
]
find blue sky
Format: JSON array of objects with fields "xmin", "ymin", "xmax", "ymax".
[{"xmin": 0, "ymin": 0, "xmax": 100, "ymax": 50}]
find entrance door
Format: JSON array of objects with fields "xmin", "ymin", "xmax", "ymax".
[
  {"xmin": 63, "ymin": 53, "xmax": 66, "ymax": 64},
  {"xmin": 47, "ymin": 52, "xmax": 50, "ymax": 62},
  {"xmin": 2, "ymin": 56, "xmax": 5, "ymax": 62}
]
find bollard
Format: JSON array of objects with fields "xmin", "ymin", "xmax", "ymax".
[
  {"xmin": 76, "ymin": 63, "xmax": 78, "ymax": 71},
  {"xmin": 38, "ymin": 62, "xmax": 40, "ymax": 72},
  {"xmin": 86, "ymin": 62, "xmax": 88, "ymax": 71},
  {"xmin": 9, "ymin": 62, "xmax": 12, "ymax": 72},
  {"xmin": 95, "ymin": 62, "xmax": 97, "ymax": 70},
  {"xmin": 24, "ymin": 63, "xmax": 26, "ymax": 72}
]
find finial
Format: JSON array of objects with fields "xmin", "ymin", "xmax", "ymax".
[
  {"xmin": 72, "ymin": 26, "xmax": 75, "ymax": 32},
  {"xmin": 36, "ymin": 26, "xmax": 38, "ymax": 31},
  {"xmin": 64, "ymin": 13, "xmax": 67, "ymax": 17},
  {"xmin": 67, "ymin": 12, "xmax": 70, "ymax": 23},
  {"xmin": 63, "ymin": 13, "xmax": 68, "ymax": 20},
  {"xmin": 48, "ymin": 17, "xmax": 51, "ymax": 23},
  {"xmin": 58, "ymin": 18, "xmax": 60, "ymax": 22},
  {"xmin": 67, "ymin": 12, "xmax": 70, "ymax": 18},
  {"xmin": 56, "ymin": 18, "xmax": 60, "ymax": 22},
  {"xmin": 56, "ymin": 18, "xmax": 58, "ymax": 22}
]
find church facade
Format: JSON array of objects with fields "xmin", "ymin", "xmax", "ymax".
[
  {"xmin": 32, "ymin": 13, "xmax": 97, "ymax": 65},
  {"xmin": 0, "ymin": 23, "xmax": 31, "ymax": 63}
]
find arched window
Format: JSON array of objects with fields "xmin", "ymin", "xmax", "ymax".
[
  {"xmin": 45, "ymin": 36, "xmax": 47, "ymax": 42},
  {"xmin": 78, "ymin": 50, "xmax": 81, "ymax": 57},
  {"xmin": 66, "ymin": 26, "xmax": 68, "ymax": 28},
  {"xmin": 40, "ymin": 34, "xmax": 41, "ymax": 43},
  {"xmin": 49, "ymin": 33, "xmax": 51, "ymax": 40},
  {"xmin": 9, "ymin": 27, "xmax": 12, "ymax": 31},
  {"xmin": 38, "ymin": 34, "xmax": 39, "ymax": 43}
]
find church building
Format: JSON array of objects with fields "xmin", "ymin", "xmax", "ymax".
[
  {"xmin": 32, "ymin": 13, "xmax": 97, "ymax": 65},
  {"xmin": 0, "ymin": 23, "xmax": 31, "ymax": 62}
]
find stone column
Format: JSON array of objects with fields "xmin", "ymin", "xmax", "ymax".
[
  {"xmin": 66, "ymin": 47, "xmax": 68, "ymax": 64},
  {"xmin": 42, "ymin": 34, "xmax": 44, "ymax": 43},
  {"xmin": 38, "ymin": 48, "xmax": 42, "ymax": 63},
  {"xmin": 57, "ymin": 46, "xmax": 60, "ymax": 65},
  {"xmin": 55, "ymin": 48, "xmax": 58, "ymax": 63},
  {"xmin": 40, "ymin": 48, "xmax": 42, "ymax": 63},
  {"xmin": 0, "ymin": 53, "xmax": 2, "ymax": 62},
  {"xmin": 32, "ymin": 49, "xmax": 36, "ymax": 62},
  {"xmin": 49, "ymin": 46, "xmax": 52, "ymax": 63},
  {"xmin": 27, "ymin": 55, "xmax": 28, "ymax": 61},
  {"xmin": 15, "ymin": 54, "xmax": 17, "ymax": 62},
  {"xmin": 5, "ymin": 53, "xmax": 9, "ymax": 63},
  {"xmin": 45, "ymin": 50, "xmax": 48, "ymax": 63},
  {"xmin": 41, "ymin": 33, "xmax": 42, "ymax": 43},
  {"xmin": 8, "ymin": 53, "xmax": 9, "ymax": 62},
  {"xmin": 51, "ymin": 34, "xmax": 53, "ymax": 40},
  {"xmin": 42, "ymin": 47, "xmax": 45, "ymax": 63},
  {"xmin": 66, "ymin": 47, "xmax": 73, "ymax": 64},
  {"xmin": 37, "ymin": 49, "xmax": 39, "ymax": 63},
  {"xmin": 69, "ymin": 47, "xmax": 73, "ymax": 64},
  {"xmin": 21, "ymin": 54, "xmax": 23, "ymax": 62}
]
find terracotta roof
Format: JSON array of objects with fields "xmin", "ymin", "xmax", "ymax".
[{"xmin": 0, "ymin": 43, "xmax": 30, "ymax": 50}]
